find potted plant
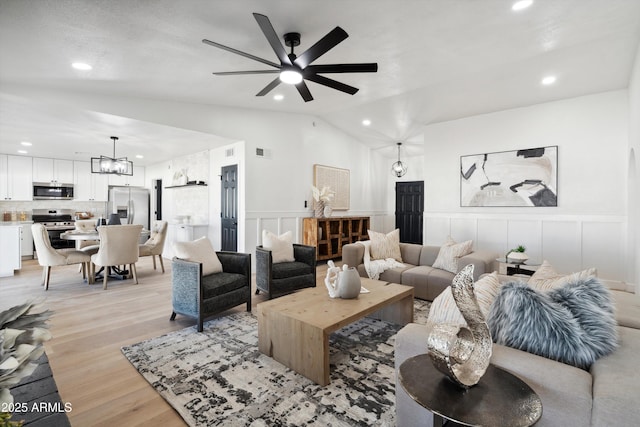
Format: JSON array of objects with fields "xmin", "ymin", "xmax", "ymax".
[
  {"xmin": 506, "ymin": 245, "xmax": 528, "ymax": 264},
  {"xmin": 1, "ymin": 302, "xmax": 52, "ymax": 416}
]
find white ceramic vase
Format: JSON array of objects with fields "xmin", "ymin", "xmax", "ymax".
[
  {"xmin": 314, "ymin": 200, "xmax": 325, "ymax": 218},
  {"xmin": 323, "ymin": 204, "xmax": 333, "ymax": 217}
]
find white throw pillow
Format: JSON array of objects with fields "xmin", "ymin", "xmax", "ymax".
[
  {"xmin": 262, "ymin": 230, "xmax": 295, "ymax": 264},
  {"xmin": 528, "ymin": 260, "xmax": 597, "ymax": 291},
  {"xmin": 432, "ymin": 237, "xmax": 473, "ymax": 274},
  {"xmin": 368, "ymin": 229, "xmax": 402, "ymax": 262},
  {"xmin": 173, "ymin": 237, "xmax": 223, "ymax": 276},
  {"xmin": 427, "ymin": 272, "xmax": 502, "ymax": 327}
]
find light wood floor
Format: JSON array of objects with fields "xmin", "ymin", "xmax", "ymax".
[{"xmin": 0, "ymin": 257, "xmax": 332, "ymax": 426}]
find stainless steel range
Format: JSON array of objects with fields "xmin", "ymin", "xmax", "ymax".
[{"xmin": 32, "ymin": 209, "xmax": 76, "ymax": 250}]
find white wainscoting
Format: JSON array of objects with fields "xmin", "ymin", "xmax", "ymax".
[
  {"xmin": 244, "ymin": 211, "xmax": 388, "ymax": 269},
  {"xmin": 425, "ymin": 214, "xmax": 628, "ymax": 282}
]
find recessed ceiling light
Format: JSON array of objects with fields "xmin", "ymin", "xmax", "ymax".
[
  {"xmin": 512, "ymin": 0, "xmax": 533, "ymax": 11},
  {"xmin": 20, "ymin": 141, "xmax": 32, "ymax": 146},
  {"xmin": 273, "ymin": 94, "xmax": 284, "ymax": 101},
  {"xmin": 72, "ymin": 62, "xmax": 92, "ymax": 71},
  {"xmin": 136, "ymin": 154, "xmax": 144, "ymax": 159},
  {"xmin": 362, "ymin": 119, "xmax": 371, "ymax": 126},
  {"xmin": 541, "ymin": 75, "xmax": 557, "ymax": 85},
  {"xmin": 17, "ymin": 150, "xmax": 28, "ymax": 154}
]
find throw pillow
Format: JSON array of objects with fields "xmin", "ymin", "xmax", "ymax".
[
  {"xmin": 173, "ymin": 237, "xmax": 223, "ymax": 276},
  {"xmin": 427, "ymin": 272, "xmax": 502, "ymax": 327},
  {"xmin": 528, "ymin": 260, "xmax": 597, "ymax": 291},
  {"xmin": 488, "ymin": 277, "xmax": 618, "ymax": 369},
  {"xmin": 368, "ymin": 229, "xmax": 402, "ymax": 262},
  {"xmin": 432, "ymin": 237, "xmax": 473, "ymax": 274},
  {"xmin": 262, "ymin": 230, "xmax": 295, "ymax": 264}
]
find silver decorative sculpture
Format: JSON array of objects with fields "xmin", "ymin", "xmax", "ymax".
[{"xmin": 427, "ymin": 264, "xmax": 492, "ymax": 388}]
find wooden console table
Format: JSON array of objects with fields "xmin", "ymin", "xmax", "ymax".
[{"xmin": 303, "ymin": 216, "xmax": 369, "ymax": 261}]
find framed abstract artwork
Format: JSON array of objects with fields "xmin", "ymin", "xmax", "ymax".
[
  {"xmin": 460, "ymin": 146, "xmax": 558, "ymax": 207},
  {"xmin": 313, "ymin": 164, "xmax": 350, "ymax": 210}
]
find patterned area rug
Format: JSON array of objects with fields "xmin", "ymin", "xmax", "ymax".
[{"xmin": 122, "ymin": 300, "xmax": 430, "ymax": 426}]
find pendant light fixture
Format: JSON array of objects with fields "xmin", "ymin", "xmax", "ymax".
[
  {"xmin": 91, "ymin": 136, "xmax": 133, "ymax": 176},
  {"xmin": 391, "ymin": 142, "xmax": 408, "ymax": 178}
]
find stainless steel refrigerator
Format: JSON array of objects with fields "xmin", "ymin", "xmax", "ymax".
[{"xmin": 108, "ymin": 186, "xmax": 150, "ymax": 230}]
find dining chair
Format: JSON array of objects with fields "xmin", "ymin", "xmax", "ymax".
[
  {"xmin": 31, "ymin": 223, "xmax": 93, "ymax": 290},
  {"xmin": 91, "ymin": 224, "xmax": 143, "ymax": 290},
  {"xmin": 139, "ymin": 220, "xmax": 168, "ymax": 273},
  {"xmin": 73, "ymin": 220, "xmax": 100, "ymax": 279}
]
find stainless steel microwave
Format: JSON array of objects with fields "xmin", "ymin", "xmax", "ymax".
[{"xmin": 32, "ymin": 182, "xmax": 74, "ymax": 200}]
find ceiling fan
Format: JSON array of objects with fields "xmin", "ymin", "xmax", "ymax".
[{"xmin": 202, "ymin": 13, "xmax": 378, "ymax": 102}]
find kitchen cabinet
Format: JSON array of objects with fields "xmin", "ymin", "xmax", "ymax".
[
  {"xmin": 0, "ymin": 225, "xmax": 21, "ymax": 277},
  {"xmin": 0, "ymin": 155, "xmax": 7, "ymax": 200},
  {"xmin": 32, "ymin": 158, "xmax": 74, "ymax": 184},
  {"xmin": 108, "ymin": 166, "xmax": 145, "ymax": 187},
  {"xmin": 73, "ymin": 161, "xmax": 108, "ymax": 201},
  {"xmin": 1, "ymin": 155, "xmax": 32, "ymax": 201},
  {"xmin": 20, "ymin": 223, "xmax": 33, "ymax": 258},
  {"xmin": 164, "ymin": 223, "xmax": 208, "ymax": 259}
]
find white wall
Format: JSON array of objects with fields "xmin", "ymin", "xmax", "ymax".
[
  {"xmin": 423, "ymin": 90, "xmax": 630, "ymax": 282},
  {"xmin": 52, "ymin": 88, "xmax": 393, "ymax": 260},
  {"xmin": 628, "ymin": 42, "xmax": 640, "ymax": 291}
]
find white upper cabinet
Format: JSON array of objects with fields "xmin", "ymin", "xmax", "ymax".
[
  {"xmin": 1, "ymin": 155, "xmax": 32, "ymax": 200},
  {"xmin": 0, "ymin": 154, "xmax": 7, "ymax": 200},
  {"xmin": 73, "ymin": 160, "xmax": 108, "ymax": 201},
  {"xmin": 108, "ymin": 166, "xmax": 145, "ymax": 187},
  {"xmin": 32, "ymin": 158, "xmax": 74, "ymax": 184}
]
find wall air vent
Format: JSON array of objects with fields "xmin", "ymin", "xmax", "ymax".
[
  {"xmin": 225, "ymin": 148, "xmax": 235, "ymax": 157},
  {"xmin": 256, "ymin": 147, "xmax": 271, "ymax": 159}
]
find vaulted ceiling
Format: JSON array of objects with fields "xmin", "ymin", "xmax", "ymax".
[{"xmin": 1, "ymin": 0, "xmax": 639, "ymax": 164}]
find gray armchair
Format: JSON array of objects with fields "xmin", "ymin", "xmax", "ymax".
[
  {"xmin": 170, "ymin": 251, "xmax": 251, "ymax": 332},
  {"xmin": 256, "ymin": 244, "xmax": 316, "ymax": 299}
]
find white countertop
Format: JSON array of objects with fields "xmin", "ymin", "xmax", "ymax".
[{"xmin": 0, "ymin": 221, "xmax": 33, "ymax": 226}]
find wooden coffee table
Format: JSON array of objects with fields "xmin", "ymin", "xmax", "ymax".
[{"xmin": 257, "ymin": 277, "xmax": 414, "ymax": 386}]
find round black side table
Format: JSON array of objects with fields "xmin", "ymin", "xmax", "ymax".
[{"xmin": 399, "ymin": 354, "xmax": 543, "ymax": 427}]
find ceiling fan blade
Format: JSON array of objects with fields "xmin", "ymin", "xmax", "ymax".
[
  {"xmin": 256, "ymin": 77, "xmax": 282, "ymax": 96},
  {"xmin": 306, "ymin": 63, "xmax": 378, "ymax": 74},
  {"xmin": 253, "ymin": 13, "xmax": 292, "ymax": 66},
  {"xmin": 295, "ymin": 81, "xmax": 314, "ymax": 102},
  {"xmin": 305, "ymin": 74, "xmax": 359, "ymax": 95},
  {"xmin": 202, "ymin": 39, "xmax": 280, "ymax": 69},
  {"xmin": 294, "ymin": 26, "xmax": 348, "ymax": 69},
  {"xmin": 213, "ymin": 70, "xmax": 280, "ymax": 76}
]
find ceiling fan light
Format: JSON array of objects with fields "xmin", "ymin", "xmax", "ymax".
[{"xmin": 280, "ymin": 69, "xmax": 303, "ymax": 85}]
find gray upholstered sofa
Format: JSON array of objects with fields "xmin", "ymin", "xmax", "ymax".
[
  {"xmin": 395, "ymin": 288, "xmax": 640, "ymax": 426},
  {"xmin": 341, "ymin": 242, "xmax": 497, "ymax": 301}
]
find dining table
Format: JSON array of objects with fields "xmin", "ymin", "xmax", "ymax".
[{"xmin": 61, "ymin": 228, "xmax": 150, "ymax": 280}]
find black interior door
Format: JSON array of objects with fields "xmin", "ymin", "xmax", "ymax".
[
  {"xmin": 221, "ymin": 165, "xmax": 238, "ymax": 252},
  {"xmin": 395, "ymin": 181, "xmax": 424, "ymax": 244}
]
